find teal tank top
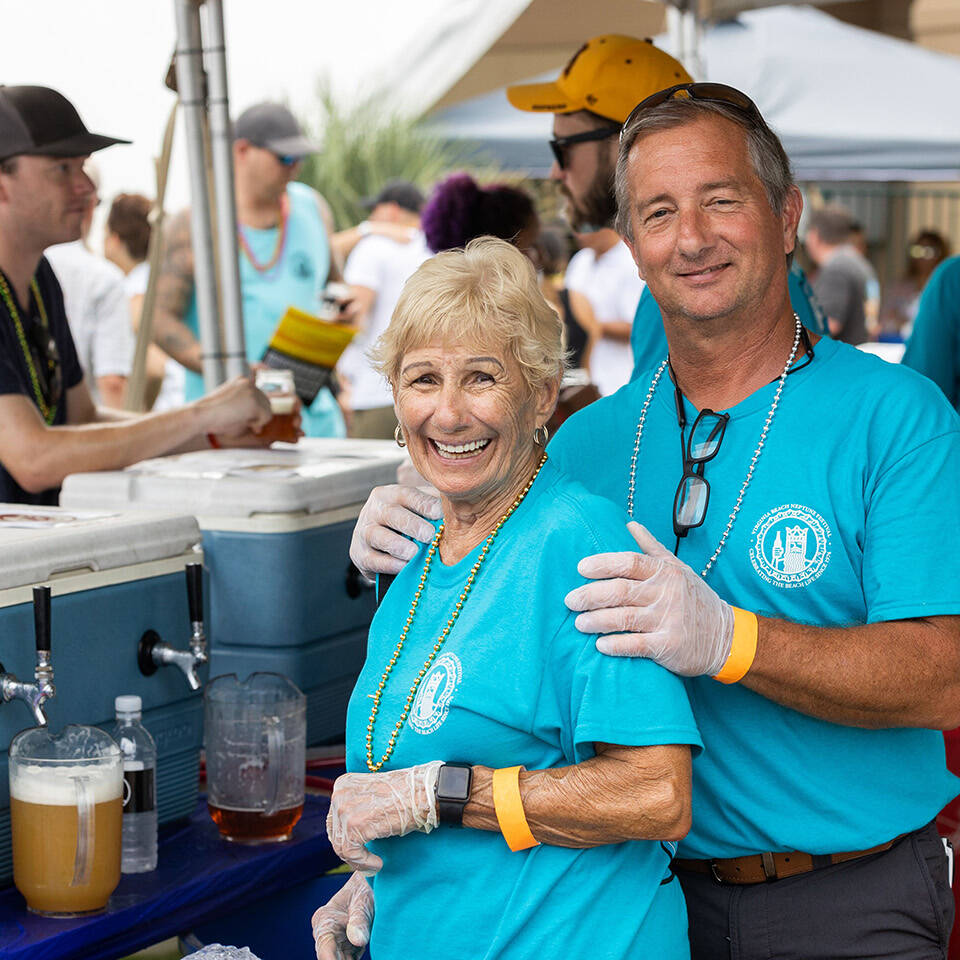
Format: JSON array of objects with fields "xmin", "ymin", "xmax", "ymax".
[{"xmin": 183, "ymin": 181, "xmax": 345, "ymax": 437}]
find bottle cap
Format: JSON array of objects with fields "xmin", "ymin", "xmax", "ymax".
[{"xmin": 115, "ymin": 695, "xmax": 142, "ymax": 714}]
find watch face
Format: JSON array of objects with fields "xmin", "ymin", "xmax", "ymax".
[{"xmin": 439, "ymin": 765, "xmax": 471, "ymax": 801}]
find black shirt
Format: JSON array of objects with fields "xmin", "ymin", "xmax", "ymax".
[{"xmin": 0, "ymin": 257, "xmax": 84, "ymax": 504}]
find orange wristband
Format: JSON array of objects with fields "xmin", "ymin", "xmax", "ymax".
[
  {"xmin": 492, "ymin": 766, "xmax": 539, "ymax": 852},
  {"xmin": 713, "ymin": 607, "xmax": 759, "ymax": 684},
  {"xmin": 206, "ymin": 432, "xmax": 220, "ymax": 449}
]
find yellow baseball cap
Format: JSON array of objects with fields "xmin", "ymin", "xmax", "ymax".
[{"xmin": 506, "ymin": 35, "xmax": 691, "ymax": 125}]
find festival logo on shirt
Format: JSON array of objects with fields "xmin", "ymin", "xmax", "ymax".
[
  {"xmin": 409, "ymin": 652, "xmax": 462, "ymax": 735},
  {"xmin": 749, "ymin": 503, "xmax": 831, "ymax": 588}
]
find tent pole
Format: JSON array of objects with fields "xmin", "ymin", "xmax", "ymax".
[
  {"xmin": 173, "ymin": 0, "xmax": 224, "ymax": 392},
  {"xmin": 201, "ymin": 0, "xmax": 247, "ymax": 380}
]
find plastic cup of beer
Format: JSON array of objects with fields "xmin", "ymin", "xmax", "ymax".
[
  {"xmin": 9, "ymin": 725, "xmax": 123, "ymax": 917},
  {"xmin": 255, "ymin": 369, "xmax": 299, "ymax": 444}
]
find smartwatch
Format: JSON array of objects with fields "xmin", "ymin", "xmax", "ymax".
[{"xmin": 435, "ymin": 762, "xmax": 473, "ymax": 826}]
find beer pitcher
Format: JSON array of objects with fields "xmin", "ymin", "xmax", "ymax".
[
  {"xmin": 9, "ymin": 724, "xmax": 123, "ymax": 916},
  {"xmin": 204, "ymin": 672, "xmax": 305, "ymax": 844}
]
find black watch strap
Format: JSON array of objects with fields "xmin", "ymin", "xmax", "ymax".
[{"xmin": 436, "ymin": 762, "xmax": 473, "ymax": 826}]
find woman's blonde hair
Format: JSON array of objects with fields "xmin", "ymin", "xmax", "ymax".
[{"xmin": 371, "ymin": 236, "xmax": 566, "ymax": 393}]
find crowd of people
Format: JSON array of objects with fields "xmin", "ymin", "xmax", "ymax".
[{"xmin": 0, "ymin": 28, "xmax": 958, "ymax": 960}]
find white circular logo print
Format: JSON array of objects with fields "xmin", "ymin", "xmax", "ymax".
[
  {"xmin": 749, "ymin": 503, "xmax": 831, "ymax": 588},
  {"xmin": 409, "ymin": 652, "xmax": 462, "ymax": 735}
]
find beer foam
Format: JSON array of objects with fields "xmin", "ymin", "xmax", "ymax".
[
  {"xmin": 268, "ymin": 395, "xmax": 296, "ymax": 415},
  {"xmin": 10, "ymin": 763, "xmax": 122, "ymax": 805}
]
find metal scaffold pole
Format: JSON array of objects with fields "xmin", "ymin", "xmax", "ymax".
[
  {"xmin": 173, "ymin": 0, "xmax": 224, "ymax": 392},
  {"xmin": 202, "ymin": 0, "xmax": 247, "ymax": 380}
]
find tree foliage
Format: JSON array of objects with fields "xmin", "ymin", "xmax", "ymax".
[{"xmin": 297, "ymin": 84, "xmax": 496, "ymax": 231}]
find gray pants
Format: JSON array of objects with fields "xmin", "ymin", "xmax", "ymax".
[{"xmin": 678, "ymin": 822, "xmax": 954, "ymax": 960}]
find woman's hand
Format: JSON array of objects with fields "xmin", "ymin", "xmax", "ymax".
[
  {"xmin": 312, "ymin": 871, "xmax": 374, "ymax": 960},
  {"xmin": 326, "ymin": 761, "xmax": 443, "ymax": 874}
]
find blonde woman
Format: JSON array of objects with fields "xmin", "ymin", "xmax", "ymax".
[{"xmin": 313, "ymin": 238, "xmax": 700, "ymax": 960}]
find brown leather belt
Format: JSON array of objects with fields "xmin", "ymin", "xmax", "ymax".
[{"xmin": 673, "ymin": 833, "xmax": 907, "ymax": 884}]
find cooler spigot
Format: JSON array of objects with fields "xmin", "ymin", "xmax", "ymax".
[
  {"xmin": 0, "ymin": 585, "xmax": 56, "ymax": 726},
  {"xmin": 137, "ymin": 563, "xmax": 208, "ymax": 691}
]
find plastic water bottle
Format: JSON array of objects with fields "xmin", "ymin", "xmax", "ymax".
[{"xmin": 111, "ymin": 695, "xmax": 158, "ymax": 873}]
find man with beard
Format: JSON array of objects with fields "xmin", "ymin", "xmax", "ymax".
[{"xmin": 506, "ymin": 35, "xmax": 828, "ymax": 379}]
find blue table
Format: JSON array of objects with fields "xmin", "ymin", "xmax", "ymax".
[{"xmin": 0, "ymin": 795, "xmax": 338, "ymax": 960}]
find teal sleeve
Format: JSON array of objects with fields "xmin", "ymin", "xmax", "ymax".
[
  {"xmin": 863, "ymin": 404, "xmax": 960, "ymax": 621},
  {"xmin": 902, "ymin": 256, "xmax": 960, "ymax": 409},
  {"xmin": 567, "ymin": 627, "xmax": 702, "ymax": 761}
]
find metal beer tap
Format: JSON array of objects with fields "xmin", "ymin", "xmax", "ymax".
[
  {"xmin": 0, "ymin": 585, "xmax": 56, "ymax": 726},
  {"xmin": 138, "ymin": 563, "xmax": 208, "ymax": 691}
]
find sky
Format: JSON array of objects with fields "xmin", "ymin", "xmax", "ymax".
[{"xmin": 3, "ymin": 0, "xmax": 448, "ymax": 217}]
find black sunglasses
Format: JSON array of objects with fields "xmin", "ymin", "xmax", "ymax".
[
  {"xmin": 671, "ymin": 376, "xmax": 729, "ymax": 542},
  {"xmin": 549, "ymin": 125, "xmax": 621, "ymax": 170},
  {"xmin": 621, "ymin": 82, "xmax": 762, "ymax": 143}
]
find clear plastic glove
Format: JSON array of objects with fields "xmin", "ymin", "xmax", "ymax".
[
  {"xmin": 312, "ymin": 872, "xmax": 374, "ymax": 960},
  {"xmin": 564, "ymin": 521, "xmax": 735, "ymax": 676},
  {"xmin": 326, "ymin": 761, "xmax": 442, "ymax": 874},
  {"xmin": 349, "ymin": 484, "xmax": 442, "ymax": 579}
]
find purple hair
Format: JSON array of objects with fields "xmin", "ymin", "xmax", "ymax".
[{"xmin": 421, "ymin": 172, "xmax": 536, "ymax": 253}]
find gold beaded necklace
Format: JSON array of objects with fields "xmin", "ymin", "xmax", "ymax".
[
  {"xmin": 0, "ymin": 271, "xmax": 58, "ymax": 424},
  {"xmin": 365, "ymin": 450, "xmax": 548, "ymax": 772}
]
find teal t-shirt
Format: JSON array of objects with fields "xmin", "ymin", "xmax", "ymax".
[
  {"xmin": 345, "ymin": 458, "xmax": 701, "ymax": 959},
  {"xmin": 630, "ymin": 263, "xmax": 829, "ymax": 382},
  {"xmin": 550, "ymin": 336, "xmax": 960, "ymax": 859},
  {"xmin": 903, "ymin": 255, "xmax": 960, "ymax": 410},
  {"xmin": 183, "ymin": 181, "xmax": 345, "ymax": 437}
]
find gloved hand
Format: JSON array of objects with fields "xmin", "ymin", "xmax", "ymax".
[
  {"xmin": 349, "ymin": 484, "xmax": 442, "ymax": 579},
  {"xmin": 326, "ymin": 761, "xmax": 443, "ymax": 875},
  {"xmin": 564, "ymin": 521, "xmax": 735, "ymax": 677},
  {"xmin": 312, "ymin": 871, "xmax": 374, "ymax": 960}
]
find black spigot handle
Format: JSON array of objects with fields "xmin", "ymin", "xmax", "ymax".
[
  {"xmin": 33, "ymin": 586, "xmax": 51, "ymax": 654},
  {"xmin": 186, "ymin": 563, "xmax": 203, "ymax": 624}
]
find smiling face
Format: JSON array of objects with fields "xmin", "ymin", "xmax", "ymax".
[
  {"xmin": 394, "ymin": 341, "xmax": 555, "ymax": 515},
  {"xmin": 0, "ymin": 155, "xmax": 94, "ymax": 251},
  {"xmin": 622, "ymin": 114, "xmax": 801, "ymax": 327}
]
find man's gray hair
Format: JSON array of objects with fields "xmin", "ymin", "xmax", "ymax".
[{"xmin": 614, "ymin": 97, "xmax": 795, "ymax": 243}]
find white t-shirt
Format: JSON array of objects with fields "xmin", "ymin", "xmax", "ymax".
[
  {"xmin": 123, "ymin": 261, "xmax": 186, "ymax": 413},
  {"xmin": 340, "ymin": 231, "xmax": 432, "ymax": 410},
  {"xmin": 564, "ymin": 240, "xmax": 645, "ymax": 396},
  {"xmin": 46, "ymin": 240, "xmax": 134, "ymax": 403}
]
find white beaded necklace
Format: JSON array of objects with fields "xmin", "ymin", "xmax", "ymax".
[{"xmin": 627, "ymin": 314, "xmax": 803, "ymax": 579}]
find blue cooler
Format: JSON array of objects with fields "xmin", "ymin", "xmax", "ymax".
[
  {"xmin": 61, "ymin": 439, "xmax": 407, "ymax": 746},
  {"xmin": 0, "ymin": 504, "xmax": 206, "ymax": 885}
]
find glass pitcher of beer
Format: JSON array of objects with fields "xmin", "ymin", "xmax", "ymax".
[
  {"xmin": 204, "ymin": 672, "xmax": 305, "ymax": 844},
  {"xmin": 9, "ymin": 725, "xmax": 123, "ymax": 916}
]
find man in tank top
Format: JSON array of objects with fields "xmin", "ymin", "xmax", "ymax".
[{"xmin": 152, "ymin": 102, "xmax": 347, "ymax": 437}]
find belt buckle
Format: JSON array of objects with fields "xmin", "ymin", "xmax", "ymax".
[{"xmin": 710, "ymin": 861, "xmax": 724, "ymax": 884}]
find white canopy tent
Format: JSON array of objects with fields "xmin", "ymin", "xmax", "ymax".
[{"xmin": 427, "ymin": 4, "xmax": 960, "ymax": 181}]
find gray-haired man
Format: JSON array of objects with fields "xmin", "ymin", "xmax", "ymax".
[{"xmin": 348, "ymin": 82, "xmax": 959, "ymax": 958}]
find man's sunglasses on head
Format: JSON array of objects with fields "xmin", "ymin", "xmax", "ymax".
[
  {"xmin": 549, "ymin": 125, "xmax": 621, "ymax": 170},
  {"xmin": 620, "ymin": 82, "xmax": 762, "ymax": 142}
]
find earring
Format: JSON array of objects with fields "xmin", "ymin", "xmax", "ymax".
[
  {"xmin": 394, "ymin": 423, "xmax": 407, "ymax": 448},
  {"xmin": 533, "ymin": 424, "xmax": 549, "ymax": 447}
]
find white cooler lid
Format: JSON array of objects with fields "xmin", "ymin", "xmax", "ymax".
[
  {"xmin": 60, "ymin": 438, "xmax": 408, "ymax": 525},
  {"xmin": 0, "ymin": 505, "xmax": 200, "ymax": 590}
]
